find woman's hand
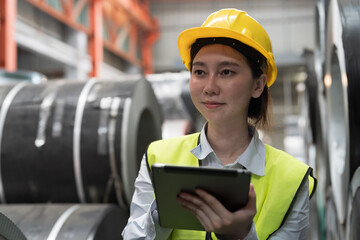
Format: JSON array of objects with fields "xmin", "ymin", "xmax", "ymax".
[{"xmin": 177, "ymin": 183, "xmax": 256, "ymax": 239}]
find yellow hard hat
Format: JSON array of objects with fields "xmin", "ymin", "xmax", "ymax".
[{"xmin": 178, "ymin": 8, "xmax": 277, "ymax": 87}]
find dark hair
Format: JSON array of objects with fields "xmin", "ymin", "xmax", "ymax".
[
  {"xmin": 190, "ymin": 37, "xmax": 273, "ymax": 130},
  {"xmin": 248, "ymin": 86, "xmax": 272, "ymax": 131}
]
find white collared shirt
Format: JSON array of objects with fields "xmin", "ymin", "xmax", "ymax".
[
  {"xmin": 190, "ymin": 126, "xmax": 265, "ymax": 176},
  {"xmin": 122, "ymin": 126, "xmax": 309, "ymax": 240}
]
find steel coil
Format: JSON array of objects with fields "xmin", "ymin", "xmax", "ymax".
[
  {"xmin": 0, "ymin": 212, "xmax": 26, "ymax": 240},
  {"xmin": 0, "ymin": 204, "xmax": 127, "ymax": 240},
  {"xmin": 303, "ymin": 49, "xmax": 327, "ymax": 239},
  {"xmin": 338, "ymin": 0, "xmax": 360, "ymax": 182},
  {"xmin": 314, "ymin": 0, "xmax": 331, "ymax": 192},
  {"xmin": 305, "ymin": 4, "xmax": 331, "ymax": 236},
  {"xmin": 313, "ymin": 3, "xmax": 331, "ymax": 240},
  {"xmin": 0, "ymin": 77, "xmax": 162, "ymax": 206},
  {"xmin": 315, "ymin": 0, "xmax": 330, "ymax": 64},
  {"xmin": 325, "ymin": 0, "xmax": 360, "ymax": 224}
]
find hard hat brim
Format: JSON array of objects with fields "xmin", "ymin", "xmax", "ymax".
[{"xmin": 178, "ymin": 26, "xmax": 277, "ymax": 87}]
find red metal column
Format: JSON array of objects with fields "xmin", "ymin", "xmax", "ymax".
[
  {"xmin": 143, "ymin": 30, "xmax": 159, "ymax": 74},
  {"xmin": 89, "ymin": 0, "xmax": 103, "ymax": 77},
  {"xmin": 129, "ymin": 22, "xmax": 138, "ymax": 61},
  {"xmin": 0, "ymin": 0, "xmax": 17, "ymax": 71}
]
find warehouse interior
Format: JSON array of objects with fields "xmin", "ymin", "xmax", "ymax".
[{"xmin": 0, "ymin": 0, "xmax": 359, "ymax": 239}]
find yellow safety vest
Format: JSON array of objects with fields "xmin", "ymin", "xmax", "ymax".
[{"xmin": 146, "ymin": 133, "xmax": 316, "ymax": 240}]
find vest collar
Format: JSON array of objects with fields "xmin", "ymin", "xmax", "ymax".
[{"xmin": 190, "ymin": 123, "xmax": 265, "ymax": 176}]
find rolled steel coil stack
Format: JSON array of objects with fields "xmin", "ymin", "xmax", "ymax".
[
  {"xmin": 0, "ymin": 77, "xmax": 163, "ymax": 239},
  {"xmin": 305, "ymin": 0, "xmax": 360, "ymax": 239},
  {"xmin": 0, "ymin": 204, "xmax": 128, "ymax": 240}
]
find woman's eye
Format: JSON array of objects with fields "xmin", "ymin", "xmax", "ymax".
[
  {"xmin": 193, "ymin": 69, "xmax": 205, "ymax": 76},
  {"xmin": 221, "ymin": 69, "xmax": 234, "ymax": 76}
]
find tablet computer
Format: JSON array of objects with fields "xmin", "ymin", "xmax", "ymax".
[{"xmin": 151, "ymin": 163, "xmax": 251, "ymax": 231}]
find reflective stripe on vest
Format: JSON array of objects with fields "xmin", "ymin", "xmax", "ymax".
[{"xmin": 146, "ymin": 133, "xmax": 316, "ymax": 240}]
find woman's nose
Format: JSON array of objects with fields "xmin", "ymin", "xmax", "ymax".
[{"xmin": 203, "ymin": 75, "xmax": 219, "ymax": 95}]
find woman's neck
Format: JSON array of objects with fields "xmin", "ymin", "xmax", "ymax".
[{"xmin": 206, "ymin": 121, "xmax": 252, "ymax": 165}]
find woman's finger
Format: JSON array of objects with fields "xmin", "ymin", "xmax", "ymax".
[
  {"xmin": 177, "ymin": 192, "xmax": 221, "ymax": 230},
  {"xmin": 195, "ymin": 189, "xmax": 231, "ymax": 218},
  {"xmin": 192, "ymin": 206, "xmax": 214, "ymax": 231},
  {"xmin": 177, "ymin": 193, "xmax": 213, "ymax": 231},
  {"xmin": 178, "ymin": 192, "xmax": 203, "ymax": 206},
  {"xmin": 179, "ymin": 192, "xmax": 216, "ymax": 217},
  {"xmin": 176, "ymin": 195, "xmax": 198, "ymax": 214}
]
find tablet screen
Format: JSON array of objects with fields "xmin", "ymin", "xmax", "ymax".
[{"xmin": 151, "ymin": 164, "xmax": 251, "ymax": 230}]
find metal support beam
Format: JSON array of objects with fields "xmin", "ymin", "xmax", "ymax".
[
  {"xmin": 143, "ymin": 30, "xmax": 159, "ymax": 74},
  {"xmin": 118, "ymin": 0, "xmax": 158, "ymax": 32},
  {"xmin": 22, "ymin": 0, "xmax": 158, "ymax": 75},
  {"xmin": 129, "ymin": 22, "xmax": 138, "ymax": 60},
  {"xmin": 105, "ymin": 0, "xmax": 159, "ymax": 73},
  {"xmin": 0, "ymin": 0, "xmax": 17, "ymax": 71},
  {"xmin": 89, "ymin": 0, "xmax": 103, "ymax": 77},
  {"xmin": 26, "ymin": 0, "xmax": 90, "ymax": 34}
]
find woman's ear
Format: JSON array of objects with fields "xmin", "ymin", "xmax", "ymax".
[{"xmin": 252, "ymin": 74, "xmax": 267, "ymax": 98}]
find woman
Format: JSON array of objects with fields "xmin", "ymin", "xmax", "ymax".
[{"xmin": 122, "ymin": 8, "xmax": 316, "ymax": 240}]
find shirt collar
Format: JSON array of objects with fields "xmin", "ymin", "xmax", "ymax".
[{"xmin": 190, "ymin": 123, "xmax": 265, "ymax": 176}]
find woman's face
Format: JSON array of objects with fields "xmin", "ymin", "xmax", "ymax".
[{"xmin": 189, "ymin": 44, "xmax": 265, "ymax": 126}]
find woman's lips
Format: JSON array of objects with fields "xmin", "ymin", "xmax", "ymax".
[{"xmin": 203, "ymin": 101, "xmax": 224, "ymax": 109}]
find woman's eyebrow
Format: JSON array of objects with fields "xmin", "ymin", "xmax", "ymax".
[
  {"xmin": 218, "ymin": 61, "xmax": 240, "ymax": 67},
  {"xmin": 192, "ymin": 61, "xmax": 206, "ymax": 67},
  {"xmin": 192, "ymin": 61, "xmax": 240, "ymax": 67}
]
